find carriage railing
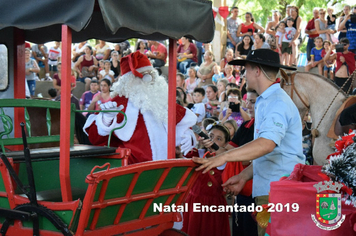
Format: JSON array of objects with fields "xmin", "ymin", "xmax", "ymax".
[{"xmin": 0, "ymin": 99, "xmax": 76, "ymax": 154}]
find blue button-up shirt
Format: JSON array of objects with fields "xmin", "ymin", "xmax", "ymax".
[{"xmin": 252, "ymin": 84, "xmax": 305, "ymax": 197}]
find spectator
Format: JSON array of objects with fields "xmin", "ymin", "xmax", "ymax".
[
  {"xmin": 147, "ymin": 40, "xmax": 167, "ymax": 67},
  {"xmin": 177, "ymin": 86, "xmax": 193, "ymax": 106},
  {"xmin": 74, "ymin": 45, "xmax": 99, "ymax": 91},
  {"xmin": 321, "ymin": 40, "xmax": 335, "ymax": 79},
  {"xmin": 177, "ymin": 37, "xmax": 198, "ymax": 74},
  {"xmin": 305, "ymin": 8, "xmax": 320, "ymax": 62},
  {"xmin": 185, "ymin": 67, "xmax": 200, "ymax": 94},
  {"xmin": 266, "ymin": 10, "xmax": 281, "ymax": 37},
  {"xmin": 324, "ymin": 37, "xmax": 356, "ymax": 94},
  {"xmin": 205, "ymin": 85, "xmax": 220, "ymax": 118},
  {"xmin": 111, "ymin": 43, "xmax": 123, "ymax": 61},
  {"xmin": 212, "ymin": 65, "xmax": 224, "ymax": 85},
  {"xmin": 326, "ymin": 7, "xmax": 337, "ymax": 43},
  {"xmin": 223, "ymin": 119, "xmax": 238, "ymax": 140},
  {"xmin": 110, "ymin": 50, "xmax": 121, "ymax": 80},
  {"xmin": 32, "ymin": 43, "xmax": 51, "ymax": 80},
  {"xmin": 305, "ymin": 37, "xmax": 324, "ymax": 75},
  {"xmin": 88, "ymin": 79, "xmax": 112, "ymax": 111},
  {"xmin": 48, "ymin": 41, "xmax": 61, "ymax": 77},
  {"xmin": 235, "ymin": 35, "xmax": 253, "ymax": 58},
  {"xmin": 197, "ymin": 51, "xmax": 217, "ymax": 87},
  {"xmin": 72, "ymin": 41, "xmax": 88, "ymax": 62},
  {"xmin": 275, "ymin": 21, "xmax": 286, "ymax": 60},
  {"xmin": 176, "ymin": 73, "xmax": 186, "ymax": 89},
  {"xmin": 222, "ymin": 89, "xmax": 258, "ymax": 236},
  {"xmin": 289, "ymin": 6, "xmax": 303, "ymax": 66},
  {"xmin": 338, "ymin": 6, "xmax": 356, "ymax": 54},
  {"xmin": 217, "ymin": 78, "xmax": 229, "ymax": 102},
  {"xmin": 224, "ymin": 64, "xmax": 236, "ymax": 84},
  {"xmin": 191, "ymin": 87, "xmax": 206, "ymax": 125},
  {"xmin": 338, "ymin": 5, "xmax": 351, "ymax": 41},
  {"xmin": 226, "ymin": 6, "xmax": 241, "ymax": 50},
  {"xmin": 251, "ymin": 33, "xmax": 270, "ymax": 50},
  {"xmin": 80, "ymin": 79, "xmax": 100, "ymax": 116},
  {"xmin": 25, "ymin": 48, "xmax": 40, "ymax": 97},
  {"xmin": 236, "ymin": 12, "xmax": 265, "ymax": 38},
  {"xmin": 52, "ymin": 62, "xmax": 77, "ymax": 95},
  {"xmin": 94, "ymin": 40, "xmax": 111, "ymax": 60},
  {"xmin": 48, "ymin": 88, "xmax": 57, "ymax": 101},
  {"xmin": 315, "ymin": 8, "xmax": 334, "ymax": 42},
  {"xmin": 136, "ymin": 40, "xmax": 148, "ymax": 54},
  {"xmin": 220, "ymin": 48, "xmax": 234, "ymax": 75},
  {"xmin": 219, "ymin": 88, "xmax": 249, "ymax": 128},
  {"xmin": 182, "ymin": 124, "xmax": 231, "ymax": 236},
  {"xmin": 285, "ymin": 5, "xmax": 292, "ymax": 19},
  {"xmin": 98, "ymin": 60, "xmax": 115, "ymax": 82},
  {"xmin": 281, "ymin": 17, "xmax": 296, "ymax": 66}
]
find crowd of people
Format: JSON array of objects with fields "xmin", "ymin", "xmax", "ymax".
[{"xmin": 21, "ymin": 5, "xmax": 356, "ymax": 235}]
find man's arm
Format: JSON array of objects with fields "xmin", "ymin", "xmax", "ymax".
[{"xmin": 193, "ymin": 137, "xmax": 276, "ymax": 173}]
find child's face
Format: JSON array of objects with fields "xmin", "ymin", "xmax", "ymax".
[
  {"xmin": 224, "ymin": 122, "xmax": 235, "ymax": 139},
  {"xmin": 193, "ymin": 92, "xmax": 204, "ymax": 103},
  {"xmin": 99, "ymin": 61, "xmax": 104, "ymax": 68},
  {"xmin": 104, "ymin": 62, "xmax": 111, "ymax": 69},
  {"xmin": 327, "ymin": 8, "xmax": 333, "ymax": 15},
  {"xmin": 323, "ymin": 42, "xmax": 331, "ymax": 50},
  {"xmin": 225, "ymin": 65, "xmax": 233, "ymax": 74},
  {"xmin": 217, "ymin": 82, "xmax": 225, "ymax": 92},
  {"xmin": 279, "ymin": 23, "xmax": 286, "ymax": 29},
  {"xmin": 176, "ymin": 76, "xmax": 183, "ymax": 87},
  {"xmin": 209, "ymin": 129, "xmax": 227, "ymax": 148},
  {"xmin": 315, "ymin": 39, "xmax": 323, "ymax": 48},
  {"xmin": 188, "ymin": 68, "xmax": 195, "ymax": 77},
  {"xmin": 213, "ymin": 66, "xmax": 220, "ymax": 74},
  {"xmin": 287, "ymin": 20, "xmax": 293, "ymax": 27}
]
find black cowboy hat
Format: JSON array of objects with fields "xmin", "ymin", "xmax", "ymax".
[{"xmin": 229, "ymin": 49, "xmax": 297, "ymax": 70}]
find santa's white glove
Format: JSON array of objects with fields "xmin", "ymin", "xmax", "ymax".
[
  {"xmin": 180, "ymin": 129, "xmax": 197, "ymax": 156},
  {"xmin": 100, "ymin": 101, "xmax": 124, "ymax": 126}
]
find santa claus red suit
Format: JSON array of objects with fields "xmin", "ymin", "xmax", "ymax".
[{"xmin": 83, "ymin": 51, "xmax": 197, "ymax": 164}]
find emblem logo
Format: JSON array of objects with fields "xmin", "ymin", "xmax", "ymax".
[{"xmin": 311, "ymin": 181, "xmax": 346, "ymax": 230}]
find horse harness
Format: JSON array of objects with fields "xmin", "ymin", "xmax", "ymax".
[{"xmin": 280, "ymin": 72, "xmax": 310, "ymax": 110}]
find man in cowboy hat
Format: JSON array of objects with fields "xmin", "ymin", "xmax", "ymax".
[{"xmin": 193, "ymin": 49, "xmax": 305, "ymax": 236}]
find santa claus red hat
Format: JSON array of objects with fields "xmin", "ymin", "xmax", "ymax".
[{"xmin": 120, "ymin": 51, "xmax": 154, "ymax": 81}]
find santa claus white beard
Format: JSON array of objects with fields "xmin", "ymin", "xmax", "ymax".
[{"xmin": 111, "ymin": 71, "xmax": 168, "ymax": 124}]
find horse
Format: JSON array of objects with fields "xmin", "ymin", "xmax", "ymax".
[{"xmin": 280, "ymin": 70, "xmax": 355, "ymax": 165}]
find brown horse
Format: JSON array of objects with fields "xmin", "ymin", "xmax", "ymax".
[{"xmin": 280, "ymin": 70, "xmax": 354, "ymax": 165}]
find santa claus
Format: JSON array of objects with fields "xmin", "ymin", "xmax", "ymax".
[{"xmin": 83, "ymin": 51, "xmax": 197, "ymax": 164}]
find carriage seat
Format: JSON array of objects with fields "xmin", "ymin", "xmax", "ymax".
[
  {"xmin": 327, "ymin": 96, "xmax": 356, "ymax": 139},
  {"xmin": 7, "ymin": 145, "xmax": 118, "ymax": 163}
]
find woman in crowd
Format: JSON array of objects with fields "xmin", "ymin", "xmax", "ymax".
[
  {"xmin": 110, "ymin": 50, "xmax": 120, "ymax": 80},
  {"xmin": 136, "ymin": 40, "xmax": 148, "ymax": 55},
  {"xmin": 72, "ymin": 41, "xmax": 88, "ymax": 62},
  {"xmin": 74, "ymin": 45, "xmax": 99, "ymax": 91},
  {"xmin": 315, "ymin": 8, "xmax": 333, "ymax": 41},
  {"xmin": 218, "ymin": 88, "xmax": 249, "ymax": 128},
  {"xmin": 198, "ymin": 51, "xmax": 217, "ymax": 87},
  {"xmin": 88, "ymin": 79, "xmax": 112, "ymax": 111},
  {"xmin": 338, "ymin": 5, "xmax": 350, "ymax": 41},
  {"xmin": 223, "ymin": 119, "xmax": 238, "ymax": 140},
  {"xmin": 176, "ymin": 86, "xmax": 193, "ymax": 107},
  {"xmin": 205, "ymin": 85, "xmax": 220, "ymax": 118},
  {"xmin": 177, "ymin": 36, "xmax": 198, "ymax": 75},
  {"xmin": 185, "ymin": 67, "xmax": 200, "ymax": 95},
  {"xmin": 252, "ymin": 33, "xmax": 270, "ymax": 50},
  {"xmin": 25, "ymin": 48, "xmax": 40, "ymax": 97},
  {"xmin": 235, "ymin": 35, "xmax": 253, "ymax": 58},
  {"xmin": 220, "ymin": 48, "xmax": 234, "ymax": 75},
  {"xmin": 52, "ymin": 63, "xmax": 77, "ymax": 95},
  {"xmin": 265, "ymin": 10, "xmax": 281, "ymax": 36},
  {"xmin": 236, "ymin": 12, "xmax": 265, "ymax": 38},
  {"xmin": 289, "ymin": 6, "xmax": 303, "ymax": 66},
  {"xmin": 94, "ymin": 40, "xmax": 111, "ymax": 60},
  {"xmin": 182, "ymin": 124, "xmax": 231, "ymax": 236}
]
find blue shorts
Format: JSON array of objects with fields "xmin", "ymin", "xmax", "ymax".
[
  {"xmin": 27, "ymin": 80, "xmax": 36, "ymax": 96},
  {"xmin": 323, "ymin": 65, "xmax": 335, "ymax": 72}
]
